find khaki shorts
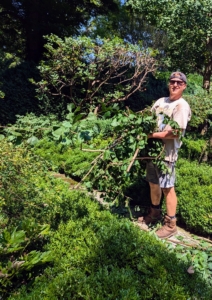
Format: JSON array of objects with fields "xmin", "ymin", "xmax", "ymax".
[{"xmin": 146, "ymin": 161, "xmax": 176, "ymax": 188}]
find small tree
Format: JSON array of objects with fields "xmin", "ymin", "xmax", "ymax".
[{"xmin": 36, "ymin": 34, "xmax": 157, "ymax": 117}]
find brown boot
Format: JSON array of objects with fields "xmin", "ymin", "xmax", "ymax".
[
  {"xmin": 156, "ymin": 215, "xmax": 177, "ymax": 239},
  {"xmin": 138, "ymin": 207, "xmax": 162, "ymax": 225}
]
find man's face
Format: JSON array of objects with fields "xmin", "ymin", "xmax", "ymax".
[{"xmin": 168, "ymin": 78, "xmax": 186, "ymax": 100}]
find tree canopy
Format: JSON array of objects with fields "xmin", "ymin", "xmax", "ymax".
[
  {"xmin": 0, "ymin": 0, "xmax": 119, "ymax": 61},
  {"xmin": 127, "ymin": 0, "xmax": 212, "ymax": 90}
]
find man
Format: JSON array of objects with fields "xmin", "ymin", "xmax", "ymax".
[{"xmin": 138, "ymin": 71, "xmax": 191, "ymax": 239}]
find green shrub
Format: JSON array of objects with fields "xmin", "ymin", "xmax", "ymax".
[
  {"xmin": 176, "ymin": 158, "xmax": 212, "ymax": 235},
  {"xmin": 36, "ymin": 34, "xmax": 156, "ymax": 117},
  {"xmin": 180, "ymin": 137, "xmax": 207, "ymax": 161},
  {"xmin": 0, "ymin": 140, "xmax": 101, "ymax": 296},
  {"xmin": 34, "ymin": 135, "xmax": 110, "ymax": 178},
  {"xmin": 184, "ymin": 93, "xmax": 212, "ymax": 129},
  {"xmin": 10, "ymin": 209, "xmax": 212, "ymax": 299},
  {"xmin": 2, "ymin": 113, "xmax": 60, "ymax": 145}
]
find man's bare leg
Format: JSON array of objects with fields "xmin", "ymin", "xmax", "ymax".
[
  {"xmin": 149, "ymin": 182, "xmax": 162, "ymax": 205},
  {"xmin": 162, "ymin": 187, "xmax": 177, "ymax": 216}
]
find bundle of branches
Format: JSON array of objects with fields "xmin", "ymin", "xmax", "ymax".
[{"xmin": 79, "ymin": 109, "xmax": 180, "ymax": 205}]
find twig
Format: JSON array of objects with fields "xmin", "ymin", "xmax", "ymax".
[
  {"xmin": 73, "ymin": 153, "xmax": 103, "ymax": 189},
  {"xmin": 166, "ymin": 238, "xmax": 212, "ymax": 250},
  {"xmin": 76, "ymin": 138, "xmax": 126, "ymax": 187},
  {"xmin": 198, "ymin": 141, "xmax": 208, "ymax": 163},
  {"xmin": 127, "ymin": 144, "xmax": 165, "ymax": 172},
  {"xmin": 127, "ymin": 148, "xmax": 140, "ymax": 172},
  {"xmin": 193, "ymin": 235, "xmax": 212, "ymax": 244},
  {"xmin": 81, "ymin": 148, "xmax": 105, "ymax": 152},
  {"xmin": 136, "ymin": 144, "xmax": 165, "ymax": 161}
]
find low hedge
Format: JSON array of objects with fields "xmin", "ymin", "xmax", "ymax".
[
  {"xmin": 176, "ymin": 158, "xmax": 212, "ymax": 236},
  {"xmin": 10, "ymin": 204, "xmax": 212, "ymax": 299},
  {"xmin": 34, "ymin": 136, "xmax": 110, "ymax": 178},
  {"xmin": 0, "ymin": 141, "xmax": 100, "ymax": 297}
]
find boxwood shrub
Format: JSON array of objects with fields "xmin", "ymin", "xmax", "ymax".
[
  {"xmin": 10, "ymin": 209, "xmax": 212, "ymax": 299},
  {"xmin": 176, "ymin": 158, "xmax": 212, "ymax": 236}
]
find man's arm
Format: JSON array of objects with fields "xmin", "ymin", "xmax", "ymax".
[{"xmin": 148, "ymin": 130, "xmax": 182, "ymax": 140}]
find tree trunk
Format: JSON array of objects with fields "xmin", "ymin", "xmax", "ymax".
[
  {"xmin": 203, "ymin": 38, "xmax": 212, "ymax": 93},
  {"xmin": 25, "ymin": 0, "xmax": 42, "ymax": 62},
  {"xmin": 203, "ymin": 62, "xmax": 212, "ymax": 93}
]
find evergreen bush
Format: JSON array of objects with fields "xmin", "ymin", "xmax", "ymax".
[
  {"xmin": 0, "ymin": 140, "xmax": 98, "ymax": 296},
  {"xmin": 9, "ymin": 202, "xmax": 212, "ymax": 299},
  {"xmin": 180, "ymin": 137, "xmax": 207, "ymax": 161},
  {"xmin": 176, "ymin": 158, "xmax": 212, "ymax": 235}
]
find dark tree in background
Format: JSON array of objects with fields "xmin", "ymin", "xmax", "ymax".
[{"xmin": 0, "ymin": 0, "xmax": 119, "ymax": 62}]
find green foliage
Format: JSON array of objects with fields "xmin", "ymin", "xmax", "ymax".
[
  {"xmin": 36, "ymin": 34, "xmax": 156, "ymax": 117},
  {"xmin": 0, "ymin": 141, "xmax": 52, "ymax": 293},
  {"xmin": 34, "ymin": 136, "xmax": 110, "ymax": 178},
  {"xmin": 184, "ymin": 94, "xmax": 212, "ymax": 129},
  {"xmin": 86, "ymin": 109, "xmax": 179, "ymax": 205},
  {"xmin": 2, "ymin": 108, "xmax": 114, "ymax": 147},
  {"xmin": 0, "ymin": 0, "xmax": 119, "ymax": 61},
  {"xmin": 166, "ymin": 237, "xmax": 212, "ymax": 287},
  {"xmin": 127, "ymin": 0, "xmax": 212, "ymax": 82},
  {"xmin": 9, "ymin": 205, "xmax": 212, "ymax": 299},
  {"xmin": 185, "ymin": 73, "xmax": 204, "ymax": 95},
  {"xmin": 180, "ymin": 136, "xmax": 208, "ymax": 161},
  {"xmin": 0, "ymin": 141, "xmax": 53, "ymax": 227},
  {"xmin": 2, "ymin": 140, "xmax": 211, "ymax": 298},
  {"xmin": 0, "ymin": 223, "xmax": 52, "ymax": 295},
  {"xmin": 0, "ymin": 139, "xmax": 109, "ymax": 296},
  {"xmin": 176, "ymin": 158, "xmax": 212, "ymax": 235},
  {"xmin": 2, "ymin": 113, "xmax": 60, "ymax": 145}
]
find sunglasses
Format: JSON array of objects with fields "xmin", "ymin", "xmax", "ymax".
[{"xmin": 169, "ymin": 80, "xmax": 185, "ymax": 86}]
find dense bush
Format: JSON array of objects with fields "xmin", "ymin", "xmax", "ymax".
[
  {"xmin": 34, "ymin": 135, "xmax": 110, "ymax": 178},
  {"xmin": 9, "ymin": 202, "xmax": 212, "ymax": 299},
  {"xmin": 36, "ymin": 34, "xmax": 156, "ymax": 118},
  {"xmin": 180, "ymin": 136, "xmax": 208, "ymax": 161},
  {"xmin": 184, "ymin": 93, "xmax": 212, "ymax": 130},
  {"xmin": 176, "ymin": 158, "xmax": 212, "ymax": 236},
  {"xmin": 0, "ymin": 140, "xmax": 99, "ymax": 296}
]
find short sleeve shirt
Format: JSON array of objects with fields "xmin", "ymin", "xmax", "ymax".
[{"xmin": 151, "ymin": 97, "xmax": 191, "ymax": 162}]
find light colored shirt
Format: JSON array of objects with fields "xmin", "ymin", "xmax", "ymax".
[{"xmin": 151, "ymin": 97, "xmax": 191, "ymax": 162}]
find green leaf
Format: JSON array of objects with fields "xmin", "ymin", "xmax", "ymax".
[{"xmin": 27, "ymin": 136, "xmax": 39, "ymax": 145}]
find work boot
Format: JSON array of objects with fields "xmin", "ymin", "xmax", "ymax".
[
  {"xmin": 156, "ymin": 215, "xmax": 177, "ymax": 239},
  {"xmin": 138, "ymin": 207, "xmax": 162, "ymax": 226}
]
